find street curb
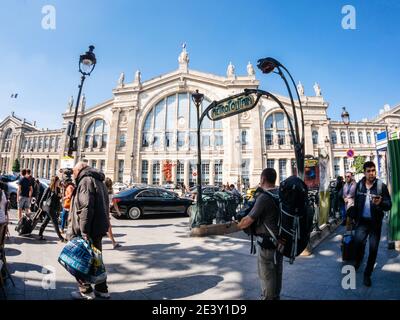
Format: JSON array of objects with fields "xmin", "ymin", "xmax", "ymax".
[{"xmin": 301, "ymin": 221, "xmax": 341, "ymax": 256}]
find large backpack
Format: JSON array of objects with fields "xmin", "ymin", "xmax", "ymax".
[
  {"xmin": 278, "ymin": 176, "xmax": 313, "ymax": 263},
  {"xmin": 238, "ymin": 176, "xmax": 313, "ymax": 264}
]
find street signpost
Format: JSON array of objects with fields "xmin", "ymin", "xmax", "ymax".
[
  {"xmin": 61, "ymin": 156, "xmax": 74, "ymax": 169},
  {"xmin": 346, "ymin": 149, "xmax": 355, "ymax": 158}
]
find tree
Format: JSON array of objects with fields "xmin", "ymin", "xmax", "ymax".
[
  {"xmin": 352, "ymin": 156, "xmax": 366, "ymax": 174},
  {"xmin": 12, "ymin": 159, "xmax": 20, "ymax": 173}
]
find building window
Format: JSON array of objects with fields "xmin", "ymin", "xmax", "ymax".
[
  {"xmin": 201, "ymin": 162, "xmax": 210, "ymax": 185},
  {"xmin": 189, "ymin": 160, "xmax": 197, "ymax": 187},
  {"xmin": 265, "ymin": 131, "xmax": 273, "ymax": 146},
  {"xmin": 241, "ymin": 130, "xmax": 248, "ymax": 145},
  {"xmin": 189, "ymin": 132, "xmax": 197, "ymax": 150},
  {"xmin": 267, "ymin": 159, "xmax": 274, "ymax": 169},
  {"xmin": 141, "ymin": 160, "xmax": 148, "ymax": 184},
  {"xmin": 54, "ymin": 159, "xmax": 58, "ymax": 176},
  {"xmin": 92, "ymin": 160, "xmax": 97, "ymax": 169},
  {"xmin": 241, "ymin": 159, "xmax": 250, "ymax": 189},
  {"xmin": 349, "ymin": 131, "xmax": 356, "ymax": 144},
  {"xmin": 277, "ymin": 131, "xmax": 285, "ymax": 145},
  {"xmin": 118, "ymin": 160, "xmax": 124, "ymax": 183},
  {"xmin": 119, "ymin": 133, "xmax": 126, "ymax": 148},
  {"xmin": 44, "ymin": 137, "xmax": 49, "ymax": 150},
  {"xmin": 152, "ymin": 161, "xmax": 160, "ymax": 185},
  {"xmin": 142, "ymin": 133, "xmax": 151, "ymax": 148},
  {"xmin": 358, "ymin": 132, "xmax": 364, "ymax": 144},
  {"xmin": 214, "ymin": 161, "xmax": 223, "ymax": 185},
  {"xmin": 153, "ymin": 133, "xmax": 161, "ymax": 149},
  {"xmin": 165, "ymin": 132, "xmax": 173, "ymax": 148},
  {"xmin": 279, "ymin": 159, "xmax": 287, "ymax": 183},
  {"xmin": 312, "ymin": 130, "xmax": 319, "ymax": 145},
  {"xmin": 84, "ymin": 119, "xmax": 108, "ymax": 149},
  {"xmin": 177, "ymin": 132, "xmax": 185, "ymax": 149},
  {"xmin": 265, "ymin": 112, "xmax": 288, "ymax": 147},
  {"xmin": 334, "ymin": 158, "xmax": 340, "ymax": 177},
  {"xmin": 55, "ymin": 137, "xmax": 60, "ymax": 151},
  {"xmin": 100, "ymin": 160, "xmax": 106, "ymax": 173},
  {"xmin": 38, "ymin": 138, "xmax": 43, "ymax": 151},
  {"xmin": 176, "ymin": 161, "xmax": 184, "ymax": 184},
  {"xmin": 47, "ymin": 160, "xmax": 52, "ymax": 179},
  {"xmin": 201, "ymin": 133, "xmax": 210, "ymax": 148},
  {"xmin": 2, "ymin": 129, "xmax": 13, "ymax": 152},
  {"xmin": 340, "ymin": 132, "xmax": 347, "ymax": 145},
  {"xmin": 215, "ymin": 131, "xmax": 223, "ymax": 146},
  {"xmin": 344, "ymin": 157, "xmax": 349, "ymax": 172},
  {"xmin": 366, "ymin": 132, "xmax": 372, "ymax": 144},
  {"xmin": 41, "ymin": 159, "xmax": 46, "ymax": 178}
]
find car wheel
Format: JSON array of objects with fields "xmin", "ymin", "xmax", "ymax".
[
  {"xmin": 10, "ymin": 193, "xmax": 17, "ymax": 209},
  {"xmin": 128, "ymin": 206, "xmax": 142, "ymax": 220}
]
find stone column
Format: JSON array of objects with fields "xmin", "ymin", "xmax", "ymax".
[
  {"xmin": 304, "ymin": 121, "xmax": 313, "ymax": 156},
  {"xmin": 148, "ymin": 160, "xmax": 153, "ymax": 185},
  {"xmin": 209, "ymin": 160, "xmax": 215, "ymax": 186},
  {"xmin": 124, "ymin": 106, "xmax": 138, "ymax": 183},
  {"xmin": 172, "ymin": 161, "xmax": 177, "ymax": 185},
  {"xmin": 274, "ymin": 158, "xmax": 280, "ymax": 183},
  {"xmin": 250, "ymin": 107, "xmax": 263, "ymax": 186},
  {"xmin": 340, "ymin": 157, "xmax": 345, "ymax": 177},
  {"xmin": 287, "ymin": 159, "xmax": 292, "ymax": 180},
  {"xmin": 51, "ymin": 158, "xmax": 56, "ymax": 178},
  {"xmin": 105, "ymin": 108, "xmax": 121, "ymax": 181},
  {"xmin": 184, "ymin": 160, "xmax": 189, "ymax": 187}
]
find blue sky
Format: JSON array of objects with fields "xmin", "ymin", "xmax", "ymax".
[{"xmin": 0, "ymin": 0, "xmax": 399, "ymax": 129}]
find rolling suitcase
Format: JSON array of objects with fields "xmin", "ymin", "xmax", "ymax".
[
  {"xmin": 341, "ymin": 218, "xmax": 355, "ymax": 262},
  {"xmin": 15, "ymin": 209, "xmax": 43, "ymax": 236}
]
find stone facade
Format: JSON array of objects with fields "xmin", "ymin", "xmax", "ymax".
[{"xmin": 1, "ymin": 47, "xmax": 399, "ymax": 187}]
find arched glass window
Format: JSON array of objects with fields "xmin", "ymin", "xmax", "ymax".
[
  {"xmin": 312, "ymin": 130, "xmax": 319, "ymax": 145},
  {"xmin": 349, "ymin": 131, "xmax": 356, "ymax": 144},
  {"xmin": 331, "ymin": 131, "xmax": 337, "ymax": 145},
  {"xmin": 2, "ymin": 128, "xmax": 13, "ymax": 152},
  {"xmin": 141, "ymin": 92, "xmax": 221, "ymax": 151},
  {"xmin": 340, "ymin": 132, "xmax": 347, "ymax": 145},
  {"xmin": 264, "ymin": 112, "xmax": 286, "ymax": 146},
  {"xmin": 38, "ymin": 137, "xmax": 43, "ymax": 151},
  {"xmin": 366, "ymin": 132, "xmax": 371, "ymax": 144},
  {"xmin": 44, "ymin": 137, "xmax": 49, "ymax": 150},
  {"xmin": 84, "ymin": 119, "xmax": 108, "ymax": 149},
  {"xmin": 358, "ymin": 131, "xmax": 364, "ymax": 144}
]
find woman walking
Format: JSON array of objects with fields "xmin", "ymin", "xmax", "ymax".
[
  {"xmin": 105, "ymin": 177, "xmax": 121, "ymax": 249},
  {"xmin": 38, "ymin": 176, "xmax": 66, "ymax": 243},
  {"xmin": 60, "ymin": 178, "xmax": 75, "ymax": 234}
]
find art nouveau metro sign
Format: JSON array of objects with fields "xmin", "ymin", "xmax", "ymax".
[{"xmin": 209, "ymin": 93, "xmax": 256, "ymax": 121}]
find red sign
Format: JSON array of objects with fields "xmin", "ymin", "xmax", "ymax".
[
  {"xmin": 192, "ymin": 171, "xmax": 197, "ymax": 177},
  {"xmin": 346, "ymin": 149, "xmax": 355, "ymax": 158}
]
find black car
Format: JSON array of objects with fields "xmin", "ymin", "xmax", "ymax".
[{"xmin": 111, "ymin": 187, "xmax": 194, "ymax": 220}]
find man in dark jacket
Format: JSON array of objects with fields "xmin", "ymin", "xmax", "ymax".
[
  {"xmin": 353, "ymin": 161, "xmax": 392, "ymax": 287},
  {"xmin": 68, "ymin": 162, "xmax": 110, "ymax": 300}
]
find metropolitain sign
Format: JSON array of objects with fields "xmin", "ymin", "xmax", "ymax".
[{"xmin": 209, "ymin": 93, "xmax": 255, "ymax": 121}]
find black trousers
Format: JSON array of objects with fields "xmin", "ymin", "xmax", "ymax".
[
  {"xmin": 38, "ymin": 209, "xmax": 63, "ymax": 240},
  {"xmin": 354, "ymin": 218, "xmax": 382, "ymax": 276},
  {"xmin": 76, "ymin": 236, "xmax": 108, "ymax": 294}
]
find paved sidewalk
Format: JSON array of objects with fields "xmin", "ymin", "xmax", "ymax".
[{"xmin": 1, "ymin": 210, "xmax": 399, "ymax": 300}]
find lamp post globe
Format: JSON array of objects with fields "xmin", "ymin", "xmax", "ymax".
[
  {"xmin": 341, "ymin": 107, "xmax": 350, "ymax": 126},
  {"xmin": 79, "ymin": 45, "xmax": 97, "ymax": 76}
]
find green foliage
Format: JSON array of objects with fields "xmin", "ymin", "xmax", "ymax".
[
  {"xmin": 12, "ymin": 159, "xmax": 20, "ymax": 173},
  {"xmin": 353, "ymin": 156, "xmax": 366, "ymax": 174}
]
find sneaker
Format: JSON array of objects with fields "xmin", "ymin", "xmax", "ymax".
[
  {"xmin": 113, "ymin": 243, "xmax": 121, "ymax": 249},
  {"xmin": 94, "ymin": 290, "xmax": 110, "ymax": 299},
  {"xmin": 363, "ymin": 275, "xmax": 372, "ymax": 287},
  {"xmin": 38, "ymin": 235, "xmax": 46, "ymax": 241},
  {"xmin": 71, "ymin": 291, "xmax": 95, "ymax": 300}
]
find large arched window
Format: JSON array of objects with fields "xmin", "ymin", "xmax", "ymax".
[
  {"xmin": 84, "ymin": 119, "xmax": 108, "ymax": 149},
  {"xmin": 366, "ymin": 132, "xmax": 372, "ymax": 144},
  {"xmin": 142, "ymin": 92, "xmax": 222, "ymax": 151},
  {"xmin": 264, "ymin": 112, "xmax": 286, "ymax": 146},
  {"xmin": 331, "ymin": 131, "xmax": 337, "ymax": 145},
  {"xmin": 2, "ymin": 128, "xmax": 12, "ymax": 152},
  {"xmin": 312, "ymin": 130, "xmax": 319, "ymax": 145}
]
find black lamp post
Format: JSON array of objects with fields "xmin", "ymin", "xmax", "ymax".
[
  {"xmin": 341, "ymin": 107, "xmax": 351, "ymax": 148},
  {"xmin": 257, "ymin": 57, "xmax": 305, "ymax": 179},
  {"xmin": 67, "ymin": 45, "xmax": 97, "ymax": 157},
  {"xmin": 192, "ymin": 90, "xmax": 204, "ymax": 224}
]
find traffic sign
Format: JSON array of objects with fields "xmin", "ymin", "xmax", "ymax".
[
  {"xmin": 192, "ymin": 171, "xmax": 197, "ymax": 177},
  {"xmin": 61, "ymin": 156, "xmax": 75, "ymax": 169},
  {"xmin": 346, "ymin": 149, "xmax": 355, "ymax": 158}
]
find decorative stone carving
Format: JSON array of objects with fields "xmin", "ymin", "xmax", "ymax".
[
  {"xmin": 178, "ymin": 43, "xmax": 189, "ymax": 73},
  {"xmin": 246, "ymin": 62, "xmax": 255, "ymax": 76},
  {"xmin": 313, "ymin": 82, "xmax": 322, "ymax": 96},
  {"xmin": 118, "ymin": 72, "xmax": 125, "ymax": 87},
  {"xmin": 119, "ymin": 111, "xmax": 128, "ymax": 126},
  {"xmin": 241, "ymin": 111, "xmax": 251, "ymax": 121},
  {"xmin": 227, "ymin": 62, "xmax": 235, "ymax": 77},
  {"xmin": 297, "ymin": 81, "xmax": 304, "ymax": 96},
  {"xmin": 134, "ymin": 70, "xmax": 141, "ymax": 85},
  {"xmin": 79, "ymin": 94, "xmax": 86, "ymax": 112}
]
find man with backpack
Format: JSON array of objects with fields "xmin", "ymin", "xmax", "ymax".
[
  {"xmin": 237, "ymin": 168, "xmax": 282, "ymax": 300},
  {"xmin": 353, "ymin": 161, "xmax": 391, "ymax": 287}
]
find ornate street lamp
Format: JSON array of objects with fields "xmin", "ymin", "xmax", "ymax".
[
  {"xmin": 192, "ymin": 89, "xmax": 204, "ymax": 224},
  {"xmin": 67, "ymin": 45, "xmax": 97, "ymax": 158},
  {"xmin": 130, "ymin": 152, "xmax": 134, "ymax": 186},
  {"xmin": 257, "ymin": 57, "xmax": 305, "ymax": 179}
]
